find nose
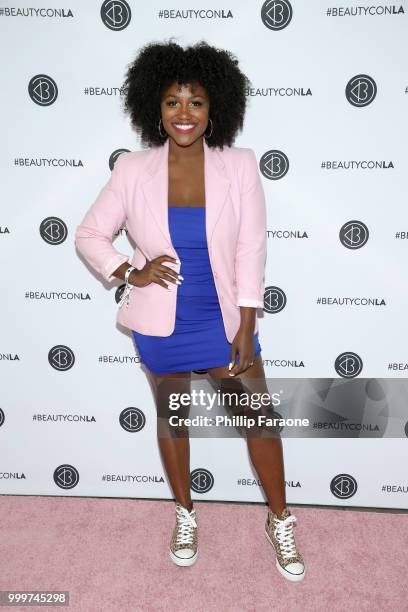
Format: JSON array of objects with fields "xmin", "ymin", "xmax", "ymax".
[{"xmin": 177, "ymin": 101, "xmax": 193, "ymax": 117}]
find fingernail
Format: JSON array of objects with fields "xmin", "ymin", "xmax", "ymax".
[
  {"xmin": 178, "ymin": 275, "xmax": 184, "ymax": 280},
  {"xmin": 229, "ymin": 373, "xmax": 235, "ymax": 377},
  {"xmin": 175, "ymin": 259, "xmax": 181, "ymax": 263},
  {"xmin": 176, "ymin": 280, "xmax": 181, "ymax": 285},
  {"xmin": 228, "ymin": 362, "xmax": 233, "ymax": 370}
]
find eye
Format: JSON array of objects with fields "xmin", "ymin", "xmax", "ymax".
[{"xmin": 166, "ymin": 100, "xmax": 203, "ymax": 107}]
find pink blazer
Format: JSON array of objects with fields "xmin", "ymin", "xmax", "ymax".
[{"xmin": 74, "ymin": 137, "xmax": 267, "ymax": 343}]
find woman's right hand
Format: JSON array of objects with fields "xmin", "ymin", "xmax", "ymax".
[{"xmin": 130, "ymin": 255, "xmax": 182, "ymax": 289}]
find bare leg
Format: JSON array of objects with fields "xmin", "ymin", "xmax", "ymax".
[
  {"xmin": 146, "ymin": 368, "xmax": 193, "ymax": 512},
  {"xmin": 207, "ymin": 355, "xmax": 286, "ymax": 517}
]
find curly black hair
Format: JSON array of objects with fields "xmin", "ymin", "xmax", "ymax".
[{"xmin": 120, "ymin": 38, "xmax": 250, "ymax": 150}]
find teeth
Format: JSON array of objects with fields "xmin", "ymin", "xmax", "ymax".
[{"xmin": 174, "ymin": 124, "xmax": 195, "ymax": 130}]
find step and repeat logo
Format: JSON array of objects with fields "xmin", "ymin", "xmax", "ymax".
[
  {"xmin": 340, "ymin": 221, "xmax": 369, "ymax": 249},
  {"xmin": 261, "ymin": 0, "xmax": 293, "ymax": 30},
  {"xmin": 259, "ymin": 150, "xmax": 289, "ymax": 180},
  {"xmin": 264, "ymin": 286, "xmax": 286, "ymax": 313},
  {"xmin": 119, "ymin": 407, "xmax": 146, "ymax": 433},
  {"xmin": 190, "ymin": 468, "xmax": 214, "ymax": 494},
  {"xmin": 39, "ymin": 217, "xmax": 68, "ymax": 245},
  {"xmin": 54, "ymin": 464, "xmax": 80, "ymax": 490},
  {"xmin": 330, "ymin": 473, "xmax": 358, "ymax": 499},
  {"xmin": 100, "ymin": 0, "xmax": 132, "ymax": 30},
  {"xmin": 28, "ymin": 74, "xmax": 58, "ymax": 106},
  {"xmin": 345, "ymin": 75, "xmax": 377, "ymax": 107},
  {"xmin": 48, "ymin": 346, "xmax": 75, "ymax": 371},
  {"xmin": 109, "ymin": 148, "xmax": 131, "ymax": 170},
  {"xmin": 335, "ymin": 352, "xmax": 363, "ymax": 378}
]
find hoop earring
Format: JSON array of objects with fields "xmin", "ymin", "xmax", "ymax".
[
  {"xmin": 204, "ymin": 118, "xmax": 213, "ymax": 139},
  {"xmin": 158, "ymin": 118, "xmax": 167, "ymax": 138}
]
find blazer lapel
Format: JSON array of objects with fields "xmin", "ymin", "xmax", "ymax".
[{"xmin": 141, "ymin": 137, "xmax": 231, "ymax": 250}]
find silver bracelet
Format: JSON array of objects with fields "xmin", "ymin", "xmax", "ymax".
[{"xmin": 118, "ymin": 265, "xmax": 136, "ymax": 308}]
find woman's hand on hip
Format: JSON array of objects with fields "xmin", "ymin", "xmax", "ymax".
[{"xmin": 131, "ymin": 255, "xmax": 182, "ymax": 288}]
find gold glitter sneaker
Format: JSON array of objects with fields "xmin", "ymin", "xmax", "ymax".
[
  {"xmin": 169, "ymin": 502, "xmax": 198, "ymax": 567},
  {"xmin": 265, "ymin": 507, "xmax": 305, "ymax": 582}
]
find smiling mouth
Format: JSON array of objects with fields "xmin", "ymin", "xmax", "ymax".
[{"xmin": 172, "ymin": 123, "xmax": 197, "ymax": 133}]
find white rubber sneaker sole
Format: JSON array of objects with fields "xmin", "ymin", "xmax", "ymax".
[
  {"xmin": 169, "ymin": 548, "xmax": 198, "ymax": 567},
  {"xmin": 264, "ymin": 529, "xmax": 305, "ymax": 582}
]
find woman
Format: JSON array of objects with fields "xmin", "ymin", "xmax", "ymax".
[{"xmin": 75, "ymin": 40, "xmax": 305, "ymax": 582}]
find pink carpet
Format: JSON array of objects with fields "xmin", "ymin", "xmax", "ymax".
[{"xmin": 1, "ymin": 496, "xmax": 407, "ymax": 611}]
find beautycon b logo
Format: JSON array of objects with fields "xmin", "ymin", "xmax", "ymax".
[
  {"xmin": 335, "ymin": 352, "xmax": 363, "ymax": 378},
  {"xmin": 100, "ymin": 0, "xmax": 132, "ymax": 30},
  {"xmin": 261, "ymin": 0, "xmax": 293, "ymax": 30},
  {"xmin": 259, "ymin": 150, "xmax": 289, "ymax": 180},
  {"xmin": 109, "ymin": 148, "xmax": 131, "ymax": 171},
  {"xmin": 54, "ymin": 464, "xmax": 80, "ymax": 490},
  {"xmin": 28, "ymin": 74, "xmax": 58, "ymax": 106},
  {"xmin": 39, "ymin": 217, "xmax": 68, "ymax": 245},
  {"xmin": 345, "ymin": 75, "xmax": 377, "ymax": 107},
  {"xmin": 190, "ymin": 468, "xmax": 214, "ymax": 494},
  {"xmin": 264, "ymin": 286, "xmax": 287, "ymax": 314},
  {"xmin": 330, "ymin": 474, "xmax": 358, "ymax": 499},
  {"xmin": 119, "ymin": 407, "xmax": 146, "ymax": 433},
  {"xmin": 339, "ymin": 221, "xmax": 369, "ymax": 249},
  {"xmin": 48, "ymin": 345, "xmax": 75, "ymax": 371}
]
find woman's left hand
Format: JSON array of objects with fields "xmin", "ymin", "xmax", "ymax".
[{"xmin": 229, "ymin": 326, "xmax": 256, "ymax": 376}]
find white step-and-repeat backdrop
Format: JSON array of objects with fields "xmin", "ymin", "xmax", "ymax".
[{"xmin": 1, "ymin": 1, "xmax": 407, "ymax": 509}]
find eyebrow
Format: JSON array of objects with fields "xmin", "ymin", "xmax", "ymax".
[{"xmin": 164, "ymin": 93, "xmax": 206, "ymax": 99}]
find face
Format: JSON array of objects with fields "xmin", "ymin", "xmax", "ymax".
[{"xmin": 160, "ymin": 81, "xmax": 210, "ymax": 146}]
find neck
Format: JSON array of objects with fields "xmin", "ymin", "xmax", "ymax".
[{"xmin": 168, "ymin": 136, "xmax": 204, "ymax": 163}]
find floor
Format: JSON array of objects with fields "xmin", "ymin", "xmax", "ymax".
[{"xmin": 1, "ymin": 496, "xmax": 407, "ymax": 612}]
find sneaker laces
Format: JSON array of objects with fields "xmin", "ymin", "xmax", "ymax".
[
  {"xmin": 273, "ymin": 514, "xmax": 298, "ymax": 560},
  {"xmin": 175, "ymin": 504, "xmax": 197, "ymax": 545}
]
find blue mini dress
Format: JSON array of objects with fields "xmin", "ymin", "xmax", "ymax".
[{"xmin": 131, "ymin": 206, "xmax": 261, "ymax": 375}]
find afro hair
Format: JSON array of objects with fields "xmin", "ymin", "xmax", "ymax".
[{"xmin": 121, "ymin": 38, "xmax": 250, "ymax": 150}]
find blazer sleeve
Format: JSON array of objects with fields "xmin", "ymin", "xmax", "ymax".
[
  {"xmin": 74, "ymin": 154, "xmax": 130, "ymax": 282},
  {"xmin": 235, "ymin": 148, "xmax": 267, "ymax": 308}
]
